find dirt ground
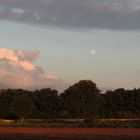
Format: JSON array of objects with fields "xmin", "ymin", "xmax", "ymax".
[{"xmin": 0, "ymin": 127, "xmax": 139, "ymax": 140}]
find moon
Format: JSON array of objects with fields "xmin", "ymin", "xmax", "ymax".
[{"xmin": 90, "ymin": 49, "xmax": 96, "ymax": 56}]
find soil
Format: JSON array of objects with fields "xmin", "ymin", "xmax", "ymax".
[{"xmin": 0, "ymin": 127, "xmax": 139, "ymax": 140}]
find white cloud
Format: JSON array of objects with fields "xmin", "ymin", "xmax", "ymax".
[
  {"xmin": 0, "ymin": 48, "xmax": 65, "ymax": 91},
  {"xmin": 90, "ymin": 48, "xmax": 96, "ymax": 56}
]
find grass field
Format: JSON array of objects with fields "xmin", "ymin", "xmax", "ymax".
[
  {"xmin": 0, "ymin": 128, "xmax": 139, "ymax": 140},
  {"xmin": 0, "ymin": 119, "xmax": 140, "ymax": 128}
]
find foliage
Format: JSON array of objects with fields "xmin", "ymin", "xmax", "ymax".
[
  {"xmin": 10, "ymin": 94, "xmax": 34, "ymax": 121},
  {"xmin": 0, "ymin": 80, "xmax": 140, "ymax": 120},
  {"xmin": 61, "ymin": 80, "xmax": 100, "ymax": 119}
]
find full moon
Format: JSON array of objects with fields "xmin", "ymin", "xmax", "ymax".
[{"xmin": 90, "ymin": 49, "xmax": 96, "ymax": 56}]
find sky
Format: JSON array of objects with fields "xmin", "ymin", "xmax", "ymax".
[{"xmin": 0, "ymin": 0, "xmax": 140, "ymax": 92}]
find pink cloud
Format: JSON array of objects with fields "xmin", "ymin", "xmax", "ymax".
[{"xmin": 0, "ymin": 48, "xmax": 66, "ymax": 91}]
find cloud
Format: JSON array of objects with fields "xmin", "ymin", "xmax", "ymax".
[
  {"xmin": 19, "ymin": 50, "xmax": 41, "ymax": 62},
  {"xmin": 0, "ymin": 0, "xmax": 140, "ymax": 30},
  {"xmin": 0, "ymin": 48, "xmax": 65, "ymax": 91},
  {"xmin": 90, "ymin": 49, "xmax": 96, "ymax": 56}
]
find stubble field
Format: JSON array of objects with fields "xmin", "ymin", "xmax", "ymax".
[{"xmin": 0, "ymin": 127, "xmax": 139, "ymax": 140}]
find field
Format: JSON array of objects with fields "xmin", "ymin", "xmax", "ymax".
[
  {"xmin": 0, "ymin": 128, "xmax": 139, "ymax": 140},
  {"xmin": 0, "ymin": 119, "xmax": 140, "ymax": 128}
]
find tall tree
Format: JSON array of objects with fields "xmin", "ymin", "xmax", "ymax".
[{"xmin": 61, "ymin": 80, "xmax": 100, "ymax": 119}]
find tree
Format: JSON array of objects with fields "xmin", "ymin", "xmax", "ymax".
[
  {"xmin": 10, "ymin": 94, "xmax": 34, "ymax": 122},
  {"xmin": 34, "ymin": 88, "xmax": 60, "ymax": 119},
  {"xmin": 0, "ymin": 89, "xmax": 17, "ymax": 119},
  {"xmin": 61, "ymin": 80, "xmax": 100, "ymax": 119}
]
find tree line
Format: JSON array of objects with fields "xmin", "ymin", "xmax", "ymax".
[{"xmin": 0, "ymin": 80, "xmax": 139, "ymax": 121}]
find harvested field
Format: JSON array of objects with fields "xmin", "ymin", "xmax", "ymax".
[{"xmin": 0, "ymin": 128, "xmax": 139, "ymax": 140}]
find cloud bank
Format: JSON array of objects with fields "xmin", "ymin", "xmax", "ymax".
[
  {"xmin": 0, "ymin": 48, "xmax": 65, "ymax": 91},
  {"xmin": 0, "ymin": 0, "xmax": 140, "ymax": 30}
]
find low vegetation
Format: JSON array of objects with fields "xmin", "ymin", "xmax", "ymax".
[{"xmin": 0, "ymin": 119, "xmax": 140, "ymax": 128}]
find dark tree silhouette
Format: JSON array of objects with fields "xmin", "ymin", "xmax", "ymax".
[
  {"xmin": 61, "ymin": 80, "xmax": 100, "ymax": 119},
  {"xmin": 10, "ymin": 94, "xmax": 34, "ymax": 122}
]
